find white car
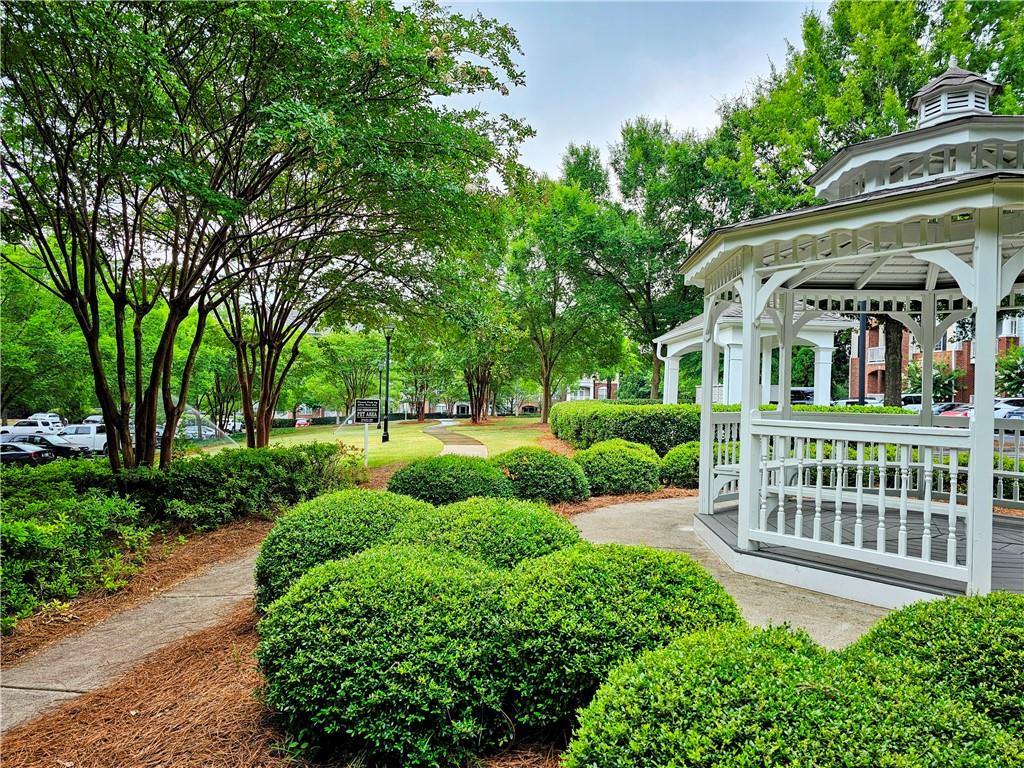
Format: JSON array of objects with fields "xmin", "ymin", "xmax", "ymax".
[
  {"xmin": 0, "ymin": 418, "xmax": 61, "ymax": 436},
  {"xmin": 83, "ymin": 414, "xmax": 104, "ymax": 424},
  {"xmin": 29, "ymin": 411, "xmax": 65, "ymax": 425},
  {"xmin": 995, "ymin": 397, "xmax": 1024, "ymax": 418},
  {"xmin": 59, "ymin": 423, "xmax": 108, "ymax": 455}
]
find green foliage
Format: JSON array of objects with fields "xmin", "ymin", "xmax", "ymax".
[
  {"xmin": 906, "ymin": 359, "xmax": 964, "ymax": 400},
  {"xmin": 491, "ymin": 446, "xmax": 590, "ymax": 503},
  {"xmin": 503, "ymin": 543, "xmax": 742, "ymax": 727},
  {"xmin": 1, "ymin": 493, "xmax": 147, "ymax": 632},
  {"xmin": 661, "ymin": 441, "xmax": 700, "ymax": 488},
  {"xmin": 387, "ymin": 454, "xmax": 513, "ymax": 504},
  {"xmin": 849, "ymin": 593, "xmax": 1024, "ymax": 735},
  {"xmin": 257, "ymin": 546, "xmax": 511, "ymax": 767},
  {"xmin": 387, "ymin": 497, "xmax": 581, "ymax": 569},
  {"xmin": 573, "ymin": 439, "xmax": 661, "ymax": 495},
  {"xmin": 550, "ymin": 401, "xmax": 700, "ymax": 455},
  {"xmin": 997, "ymin": 344, "xmax": 1024, "ymax": 397},
  {"xmin": 253, "ymin": 490, "xmax": 434, "ymax": 610},
  {"xmin": 565, "ymin": 624, "xmax": 1019, "ymax": 768}
]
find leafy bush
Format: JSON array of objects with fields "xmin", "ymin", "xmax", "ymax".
[
  {"xmin": 257, "ymin": 546, "xmax": 511, "ymax": 767},
  {"xmin": 849, "ymin": 593, "xmax": 1024, "ymax": 735},
  {"xmin": 254, "ymin": 490, "xmax": 434, "ymax": 610},
  {"xmin": 573, "ymin": 438, "xmax": 661, "ymax": 495},
  {"xmin": 564, "ymin": 625, "xmax": 1019, "ymax": 768},
  {"xmin": 660, "ymin": 441, "xmax": 700, "ymax": 487},
  {"xmin": 0, "ymin": 459, "xmax": 117, "ymax": 508},
  {"xmin": 387, "ymin": 454, "xmax": 513, "ymax": 504},
  {"xmin": 550, "ymin": 401, "xmax": 700, "ymax": 455},
  {"xmin": 491, "ymin": 446, "xmax": 589, "ymax": 503},
  {"xmin": 503, "ymin": 543, "xmax": 742, "ymax": 727},
  {"xmin": 1, "ymin": 493, "xmax": 148, "ymax": 632},
  {"xmin": 387, "ymin": 497, "xmax": 581, "ymax": 569}
]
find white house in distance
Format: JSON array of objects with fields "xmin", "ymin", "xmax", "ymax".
[
  {"xmin": 655, "ymin": 303, "xmax": 854, "ymax": 405},
  {"xmin": 679, "ymin": 62, "xmax": 1023, "ymax": 608}
]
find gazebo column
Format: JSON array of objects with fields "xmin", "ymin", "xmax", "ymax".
[
  {"xmin": 725, "ymin": 344, "xmax": 743, "ymax": 404},
  {"xmin": 760, "ymin": 339, "xmax": 773, "ymax": 404},
  {"xmin": 967, "ymin": 207, "xmax": 997, "ymax": 595},
  {"xmin": 919, "ymin": 295, "xmax": 936, "ymax": 427},
  {"xmin": 812, "ymin": 346, "xmax": 834, "ymax": 405},
  {"xmin": 698, "ymin": 297, "xmax": 719, "ymax": 517},
  {"xmin": 736, "ymin": 255, "xmax": 761, "ymax": 551},
  {"xmin": 777, "ymin": 292, "xmax": 794, "ymax": 416},
  {"xmin": 662, "ymin": 353, "xmax": 680, "ymax": 404}
]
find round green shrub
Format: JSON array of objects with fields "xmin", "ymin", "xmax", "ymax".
[
  {"xmin": 849, "ymin": 592, "xmax": 1024, "ymax": 735},
  {"xmin": 660, "ymin": 441, "xmax": 700, "ymax": 487},
  {"xmin": 253, "ymin": 489, "xmax": 433, "ymax": 610},
  {"xmin": 386, "ymin": 454, "xmax": 513, "ymax": 505},
  {"xmin": 257, "ymin": 545, "xmax": 511, "ymax": 767},
  {"xmin": 573, "ymin": 438, "xmax": 661, "ymax": 495},
  {"xmin": 491, "ymin": 446, "xmax": 590, "ymax": 503},
  {"xmin": 503, "ymin": 543, "xmax": 742, "ymax": 727},
  {"xmin": 565, "ymin": 625, "xmax": 1020, "ymax": 768},
  {"xmin": 387, "ymin": 496, "xmax": 581, "ymax": 569}
]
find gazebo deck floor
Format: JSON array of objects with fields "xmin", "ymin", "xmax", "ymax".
[{"xmin": 701, "ymin": 502, "xmax": 1023, "ymax": 596}]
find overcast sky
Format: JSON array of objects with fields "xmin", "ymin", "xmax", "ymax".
[{"xmin": 448, "ymin": 1, "xmax": 828, "ymax": 178}]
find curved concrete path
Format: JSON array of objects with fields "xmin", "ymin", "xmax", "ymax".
[
  {"xmin": 573, "ymin": 496, "xmax": 888, "ymax": 649},
  {"xmin": 424, "ymin": 419, "xmax": 488, "ymax": 458}
]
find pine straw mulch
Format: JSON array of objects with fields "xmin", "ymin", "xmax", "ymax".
[
  {"xmin": 1, "ymin": 516, "xmax": 274, "ymax": 669},
  {"xmin": 553, "ymin": 486, "xmax": 698, "ymax": 518},
  {"xmin": 2, "ymin": 599, "xmax": 563, "ymax": 768}
]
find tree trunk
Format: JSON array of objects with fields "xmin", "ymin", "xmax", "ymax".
[
  {"xmin": 883, "ymin": 315, "xmax": 904, "ymax": 407},
  {"xmin": 606, "ymin": 375, "xmax": 614, "ymax": 400},
  {"xmin": 650, "ymin": 352, "xmax": 662, "ymax": 399}
]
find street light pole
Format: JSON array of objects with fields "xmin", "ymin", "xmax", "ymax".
[
  {"xmin": 382, "ymin": 323, "xmax": 395, "ymax": 443},
  {"xmin": 377, "ymin": 361, "xmax": 384, "ymax": 429}
]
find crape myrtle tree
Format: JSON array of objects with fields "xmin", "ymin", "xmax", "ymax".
[
  {"xmin": 2, "ymin": 0, "xmax": 527, "ymax": 468},
  {"xmin": 507, "ymin": 179, "xmax": 625, "ymax": 422}
]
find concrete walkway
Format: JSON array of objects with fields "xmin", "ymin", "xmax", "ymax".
[
  {"xmin": 1, "ymin": 549, "xmax": 259, "ymax": 733},
  {"xmin": 573, "ymin": 496, "xmax": 888, "ymax": 648},
  {"xmin": 425, "ymin": 419, "xmax": 488, "ymax": 458}
]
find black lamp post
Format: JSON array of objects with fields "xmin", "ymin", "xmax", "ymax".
[
  {"xmin": 377, "ymin": 361, "xmax": 384, "ymax": 429},
  {"xmin": 382, "ymin": 323, "xmax": 395, "ymax": 443}
]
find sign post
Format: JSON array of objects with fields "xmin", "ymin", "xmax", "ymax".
[{"xmin": 354, "ymin": 399, "xmax": 381, "ymax": 467}]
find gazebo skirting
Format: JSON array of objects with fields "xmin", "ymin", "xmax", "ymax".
[{"xmin": 702, "ymin": 410, "xmax": 1024, "ymax": 606}]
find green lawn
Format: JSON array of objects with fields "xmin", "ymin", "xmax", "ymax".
[{"xmin": 445, "ymin": 417, "xmax": 545, "ymax": 455}]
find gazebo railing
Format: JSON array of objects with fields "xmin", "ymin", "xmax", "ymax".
[
  {"xmin": 746, "ymin": 418, "xmax": 973, "ymax": 583},
  {"xmin": 711, "ymin": 410, "xmax": 741, "ymax": 499}
]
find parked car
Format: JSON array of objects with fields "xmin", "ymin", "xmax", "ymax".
[
  {"xmin": 1, "ymin": 433, "xmax": 89, "ymax": 459},
  {"xmin": 295, "ymin": 418, "xmax": 312, "ymax": 427},
  {"xmin": 0, "ymin": 418, "xmax": 61, "ymax": 436},
  {"xmin": 831, "ymin": 397, "xmax": 883, "ymax": 407},
  {"xmin": 83, "ymin": 414, "xmax": 104, "ymax": 424},
  {"xmin": 790, "ymin": 388, "xmax": 815, "ymax": 405},
  {"xmin": 944, "ymin": 404, "xmax": 974, "ymax": 418},
  {"xmin": 933, "ymin": 402, "xmax": 968, "ymax": 415},
  {"xmin": 995, "ymin": 397, "xmax": 1024, "ymax": 417},
  {"xmin": 179, "ymin": 424, "xmax": 218, "ymax": 441},
  {"xmin": 58, "ymin": 423, "xmax": 108, "ymax": 455},
  {"xmin": 0, "ymin": 442, "xmax": 55, "ymax": 466},
  {"xmin": 1002, "ymin": 408, "xmax": 1024, "ymax": 420},
  {"xmin": 28, "ymin": 411, "xmax": 66, "ymax": 425}
]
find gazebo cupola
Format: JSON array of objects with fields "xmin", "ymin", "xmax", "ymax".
[{"xmin": 808, "ymin": 62, "xmax": 1017, "ymax": 203}]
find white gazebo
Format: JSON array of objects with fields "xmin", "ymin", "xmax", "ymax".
[
  {"xmin": 655, "ymin": 303, "xmax": 855, "ymax": 405},
  {"xmin": 682, "ymin": 63, "xmax": 1023, "ymax": 607}
]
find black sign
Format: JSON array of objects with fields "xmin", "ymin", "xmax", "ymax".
[{"xmin": 354, "ymin": 399, "xmax": 380, "ymax": 424}]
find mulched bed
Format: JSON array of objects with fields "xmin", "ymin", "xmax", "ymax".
[
  {"xmin": 554, "ymin": 487, "xmax": 698, "ymax": 518},
  {"xmin": 2, "ymin": 599, "xmax": 563, "ymax": 768},
  {"xmin": 2, "ymin": 517, "xmax": 275, "ymax": 669}
]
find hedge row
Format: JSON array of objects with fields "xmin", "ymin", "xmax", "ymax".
[{"xmin": 1, "ymin": 443, "xmax": 362, "ymax": 632}]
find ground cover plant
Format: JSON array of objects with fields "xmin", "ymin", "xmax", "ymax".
[
  {"xmin": 257, "ymin": 546, "xmax": 512, "ymax": 767},
  {"xmin": 387, "ymin": 497, "xmax": 581, "ymax": 569},
  {"xmin": 564, "ymin": 624, "xmax": 1022, "ymax": 768},
  {"xmin": 660, "ymin": 441, "xmax": 700, "ymax": 488},
  {"xmin": 502, "ymin": 543, "xmax": 742, "ymax": 727},
  {"xmin": 387, "ymin": 454, "xmax": 514, "ymax": 504},
  {"xmin": 573, "ymin": 438, "xmax": 661, "ymax": 495},
  {"xmin": 253, "ymin": 490, "xmax": 435, "ymax": 610},
  {"xmin": 491, "ymin": 446, "xmax": 590, "ymax": 503},
  {"xmin": 848, "ymin": 592, "xmax": 1024, "ymax": 736}
]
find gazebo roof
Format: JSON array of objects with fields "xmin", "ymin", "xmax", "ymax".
[
  {"xmin": 908, "ymin": 62, "xmax": 1000, "ymax": 111},
  {"xmin": 654, "ymin": 301, "xmax": 854, "ymax": 346}
]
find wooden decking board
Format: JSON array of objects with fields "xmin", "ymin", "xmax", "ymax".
[{"xmin": 701, "ymin": 503, "xmax": 1023, "ymax": 594}]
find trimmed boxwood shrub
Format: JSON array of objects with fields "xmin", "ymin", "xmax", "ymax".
[
  {"xmin": 387, "ymin": 454, "xmax": 513, "ymax": 504},
  {"xmin": 564, "ymin": 625, "xmax": 1020, "ymax": 768},
  {"xmin": 502, "ymin": 543, "xmax": 742, "ymax": 727},
  {"xmin": 849, "ymin": 593, "xmax": 1024, "ymax": 735},
  {"xmin": 257, "ymin": 545, "xmax": 511, "ymax": 767},
  {"xmin": 573, "ymin": 438, "xmax": 661, "ymax": 495},
  {"xmin": 660, "ymin": 441, "xmax": 700, "ymax": 488},
  {"xmin": 387, "ymin": 497, "xmax": 581, "ymax": 569},
  {"xmin": 491, "ymin": 446, "xmax": 590, "ymax": 503},
  {"xmin": 253, "ymin": 489, "xmax": 434, "ymax": 610},
  {"xmin": 550, "ymin": 401, "xmax": 700, "ymax": 455}
]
